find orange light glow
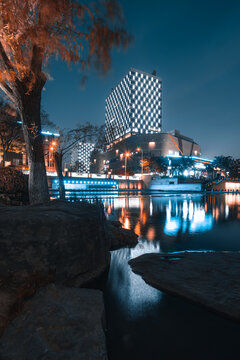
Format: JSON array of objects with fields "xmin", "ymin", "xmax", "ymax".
[
  {"xmin": 141, "ymin": 211, "xmax": 147, "ymax": 225},
  {"xmin": 226, "ymin": 182, "xmax": 240, "ymax": 191},
  {"xmin": 123, "ymin": 217, "xmax": 131, "ymax": 230},
  {"xmin": 146, "ymin": 227, "xmax": 155, "ymax": 241},
  {"xmin": 134, "ymin": 222, "xmax": 141, "ymax": 236},
  {"xmin": 225, "ymin": 194, "xmax": 240, "ymax": 205}
]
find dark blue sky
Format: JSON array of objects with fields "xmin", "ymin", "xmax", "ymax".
[{"xmin": 42, "ymin": 0, "xmax": 240, "ymax": 158}]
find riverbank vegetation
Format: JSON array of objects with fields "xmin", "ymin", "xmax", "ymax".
[{"xmin": 0, "ymin": 0, "xmax": 131, "ymax": 204}]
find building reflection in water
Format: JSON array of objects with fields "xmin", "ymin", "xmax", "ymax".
[
  {"xmin": 163, "ymin": 198, "xmax": 214, "ymax": 236},
  {"xmin": 104, "ymin": 193, "xmax": 240, "ymax": 241},
  {"xmin": 104, "ymin": 194, "xmax": 240, "ymax": 359}
]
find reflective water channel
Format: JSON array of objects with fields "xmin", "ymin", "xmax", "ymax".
[{"xmin": 98, "ymin": 192, "xmax": 240, "ymax": 360}]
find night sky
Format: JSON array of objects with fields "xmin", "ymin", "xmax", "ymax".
[{"xmin": 42, "ymin": 0, "xmax": 240, "ymax": 158}]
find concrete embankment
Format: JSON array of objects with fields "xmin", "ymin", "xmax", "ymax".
[{"xmin": 129, "ymin": 251, "xmax": 240, "ymax": 320}]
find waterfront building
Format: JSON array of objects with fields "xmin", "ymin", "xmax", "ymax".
[
  {"xmin": 71, "ymin": 142, "xmax": 95, "ymax": 173},
  {"xmin": 90, "ymin": 67, "xmax": 206, "ymax": 176},
  {"xmin": 91, "ymin": 129, "xmax": 201, "ymax": 174},
  {"xmin": 105, "ymin": 68, "xmax": 162, "ymax": 145},
  {"xmin": 0, "ymin": 128, "xmax": 60, "ymax": 172}
]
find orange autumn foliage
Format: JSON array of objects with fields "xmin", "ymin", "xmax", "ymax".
[
  {"xmin": 0, "ymin": 0, "xmax": 131, "ymax": 204},
  {"xmin": 0, "ymin": 0, "xmax": 131, "ymax": 100}
]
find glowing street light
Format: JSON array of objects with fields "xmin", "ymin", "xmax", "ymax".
[
  {"xmin": 125, "ymin": 152, "xmax": 130, "ymax": 178},
  {"xmin": 136, "ymin": 147, "xmax": 143, "ymax": 177}
]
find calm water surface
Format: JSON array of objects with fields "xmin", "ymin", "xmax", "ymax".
[{"xmin": 98, "ymin": 193, "xmax": 240, "ymax": 360}]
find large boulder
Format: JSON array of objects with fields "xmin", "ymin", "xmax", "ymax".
[
  {"xmin": 106, "ymin": 220, "xmax": 138, "ymax": 250},
  {"xmin": 0, "ymin": 285, "xmax": 108, "ymax": 360},
  {"xmin": 0, "ymin": 200, "xmax": 110, "ymax": 331}
]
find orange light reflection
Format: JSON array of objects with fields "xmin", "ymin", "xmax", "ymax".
[{"xmin": 146, "ymin": 227, "xmax": 155, "ymax": 241}]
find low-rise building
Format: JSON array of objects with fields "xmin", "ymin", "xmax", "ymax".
[{"xmin": 91, "ymin": 130, "xmax": 201, "ymax": 174}]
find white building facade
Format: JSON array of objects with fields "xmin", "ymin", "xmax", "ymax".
[
  {"xmin": 71, "ymin": 142, "xmax": 95, "ymax": 173},
  {"xmin": 105, "ymin": 68, "xmax": 162, "ymax": 145}
]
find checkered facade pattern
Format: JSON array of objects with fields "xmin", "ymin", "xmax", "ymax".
[
  {"xmin": 105, "ymin": 68, "xmax": 162, "ymax": 144},
  {"xmin": 72, "ymin": 142, "xmax": 95, "ymax": 173}
]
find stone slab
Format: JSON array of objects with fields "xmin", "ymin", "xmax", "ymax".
[{"xmin": 129, "ymin": 251, "xmax": 240, "ymax": 320}]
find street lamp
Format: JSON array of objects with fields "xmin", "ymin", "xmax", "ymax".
[
  {"xmin": 125, "ymin": 152, "xmax": 130, "ymax": 178},
  {"xmin": 136, "ymin": 147, "xmax": 143, "ymax": 177}
]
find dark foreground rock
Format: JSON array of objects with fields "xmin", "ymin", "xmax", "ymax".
[
  {"xmin": 129, "ymin": 251, "xmax": 240, "ymax": 320},
  {"xmin": 0, "ymin": 200, "xmax": 138, "ymax": 335},
  {"xmin": 0, "ymin": 200, "xmax": 110, "ymax": 332},
  {"xmin": 0, "ymin": 285, "xmax": 107, "ymax": 360},
  {"xmin": 0, "ymin": 200, "xmax": 109, "ymax": 285},
  {"xmin": 106, "ymin": 220, "xmax": 138, "ymax": 250}
]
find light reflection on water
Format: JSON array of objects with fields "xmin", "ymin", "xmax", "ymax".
[
  {"xmin": 53, "ymin": 191, "xmax": 240, "ymax": 359},
  {"xmin": 103, "ymin": 193, "xmax": 240, "ymax": 240},
  {"xmin": 109, "ymin": 242, "xmax": 161, "ymax": 319},
  {"xmin": 101, "ymin": 193, "xmax": 240, "ymax": 360}
]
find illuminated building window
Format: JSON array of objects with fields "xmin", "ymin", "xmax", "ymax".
[
  {"xmin": 71, "ymin": 142, "xmax": 95, "ymax": 173},
  {"xmin": 105, "ymin": 68, "xmax": 162, "ymax": 144},
  {"xmin": 149, "ymin": 141, "xmax": 156, "ymax": 148}
]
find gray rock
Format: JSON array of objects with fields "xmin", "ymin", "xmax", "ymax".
[
  {"xmin": 0, "ymin": 285, "xmax": 108, "ymax": 360},
  {"xmin": 0, "ymin": 200, "xmax": 110, "ymax": 331},
  {"xmin": 106, "ymin": 220, "xmax": 138, "ymax": 251},
  {"xmin": 0, "ymin": 200, "xmax": 110, "ymax": 284},
  {"xmin": 129, "ymin": 251, "xmax": 240, "ymax": 320}
]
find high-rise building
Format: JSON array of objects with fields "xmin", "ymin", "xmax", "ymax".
[
  {"xmin": 71, "ymin": 142, "xmax": 95, "ymax": 173},
  {"xmin": 105, "ymin": 68, "xmax": 162, "ymax": 145}
]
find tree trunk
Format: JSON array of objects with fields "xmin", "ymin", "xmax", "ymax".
[
  {"xmin": 2, "ymin": 149, "xmax": 6, "ymax": 167},
  {"xmin": 19, "ymin": 90, "xmax": 49, "ymax": 204},
  {"xmin": 54, "ymin": 151, "xmax": 65, "ymax": 199}
]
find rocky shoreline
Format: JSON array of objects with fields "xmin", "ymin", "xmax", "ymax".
[
  {"xmin": 0, "ymin": 200, "xmax": 138, "ymax": 359},
  {"xmin": 129, "ymin": 251, "xmax": 240, "ymax": 321}
]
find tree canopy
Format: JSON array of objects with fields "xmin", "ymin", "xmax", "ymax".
[
  {"xmin": 0, "ymin": 0, "xmax": 131, "ymax": 102},
  {"xmin": 0, "ymin": 0, "xmax": 131, "ymax": 203},
  {"xmin": 0, "ymin": 99, "xmax": 24, "ymax": 165},
  {"xmin": 213, "ymin": 156, "xmax": 240, "ymax": 178}
]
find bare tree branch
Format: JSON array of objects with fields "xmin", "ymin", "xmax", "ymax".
[
  {"xmin": 0, "ymin": 41, "xmax": 16, "ymax": 74},
  {"xmin": 0, "ymin": 82, "xmax": 16, "ymax": 104}
]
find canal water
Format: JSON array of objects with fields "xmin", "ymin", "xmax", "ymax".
[{"xmin": 97, "ymin": 192, "xmax": 240, "ymax": 360}]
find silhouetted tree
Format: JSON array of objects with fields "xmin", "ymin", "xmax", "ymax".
[
  {"xmin": 213, "ymin": 156, "xmax": 234, "ymax": 177},
  {"xmin": 141, "ymin": 158, "xmax": 151, "ymax": 173},
  {"xmin": 112, "ymin": 168, "xmax": 134, "ymax": 176},
  {"xmin": 51, "ymin": 123, "xmax": 100, "ymax": 199},
  {"xmin": 0, "ymin": 0, "xmax": 131, "ymax": 203},
  {"xmin": 0, "ymin": 99, "xmax": 24, "ymax": 166},
  {"xmin": 150, "ymin": 156, "xmax": 168, "ymax": 174},
  {"xmin": 89, "ymin": 124, "xmax": 105, "ymax": 171},
  {"xmin": 169, "ymin": 157, "xmax": 194, "ymax": 176},
  {"xmin": 230, "ymin": 159, "xmax": 240, "ymax": 178}
]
